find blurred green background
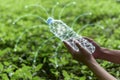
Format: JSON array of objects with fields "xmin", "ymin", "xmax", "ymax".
[{"xmin": 0, "ymin": 0, "xmax": 120, "ymax": 80}]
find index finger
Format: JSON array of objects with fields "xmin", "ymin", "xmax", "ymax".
[{"xmin": 63, "ymin": 41, "xmax": 75, "ymax": 54}]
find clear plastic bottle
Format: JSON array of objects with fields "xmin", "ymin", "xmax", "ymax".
[{"xmin": 47, "ymin": 17, "xmax": 95, "ymax": 54}]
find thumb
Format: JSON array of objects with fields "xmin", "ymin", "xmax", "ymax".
[{"xmin": 83, "ymin": 37, "xmax": 100, "ymax": 48}]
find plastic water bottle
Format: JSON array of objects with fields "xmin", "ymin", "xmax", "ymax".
[{"xmin": 47, "ymin": 17, "xmax": 95, "ymax": 54}]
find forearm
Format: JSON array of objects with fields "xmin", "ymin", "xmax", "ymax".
[
  {"xmin": 84, "ymin": 58, "xmax": 117, "ymax": 80},
  {"xmin": 98, "ymin": 48, "xmax": 120, "ymax": 64}
]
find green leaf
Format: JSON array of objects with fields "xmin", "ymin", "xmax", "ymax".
[
  {"xmin": 4, "ymin": 61, "xmax": 10, "ymax": 66},
  {"xmin": 0, "ymin": 63, "xmax": 3, "ymax": 72},
  {"xmin": 33, "ymin": 76, "xmax": 45, "ymax": 80},
  {"xmin": 62, "ymin": 70, "xmax": 70, "ymax": 80},
  {"xmin": 35, "ymin": 64, "xmax": 43, "ymax": 71},
  {"xmin": 1, "ymin": 73, "xmax": 9, "ymax": 80},
  {"xmin": 80, "ymin": 76, "xmax": 86, "ymax": 80}
]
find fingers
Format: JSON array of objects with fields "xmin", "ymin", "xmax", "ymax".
[
  {"xmin": 84, "ymin": 37, "xmax": 93, "ymax": 42},
  {"xmin": 83, "ymin": 37, "xmax": 100, "ymax": 48},
  {"xmin": 74, "ymin": 40, "xmax": 85, "ymax": 52},
  {"xmin": 74, "ymin": 40, "xmax": 91, "ymax": 54},
  {"xmin": 63, "ymin": 41, "xmax": 75, "ymax": 54}
]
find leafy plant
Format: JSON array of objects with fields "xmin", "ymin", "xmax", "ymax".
[{"xmin": 0, "ymin": 0, "xmax": 120, "ymax": 80}]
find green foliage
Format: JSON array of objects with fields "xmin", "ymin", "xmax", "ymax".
[{"xmin": 0, "ymin": 0, "xmax": 120, "ymax": 80}]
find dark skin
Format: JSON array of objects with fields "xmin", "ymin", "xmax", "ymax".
[
  {"xmin": 63, "ymin": 38, "xmax": 102, "ymax": 63},
  {"xmin": 63, "ymin": 38, "xmax": 118, "ymax": 80},
  {"xmin": 75, "ymin": 38, "xmax": 120, "ymax": 64},
  {"xmin": 83, "ymin": 38, "xmax": 102, "ymax": 59}
]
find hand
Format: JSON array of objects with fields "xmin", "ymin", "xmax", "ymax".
[
  {"xmin": 83, "ymin": 37, "xmax": 103, "ymax": 59},
  {"xmin": 63, "ymin": 39, "xmax": 95, "ymax": 64},
  {"xmin": 64, "ymin": 39, "xmax": 117, "ymax": 80}
]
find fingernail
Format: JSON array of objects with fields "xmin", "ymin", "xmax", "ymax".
[
  {"xmin": 74, "ymin": 40, "xmax": 78, "ymax": 43},
  {"xmin": 63, "ymin": 40, "xmax": 67, "ymax": 42}
]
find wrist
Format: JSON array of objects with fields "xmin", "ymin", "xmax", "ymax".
[
  {"xmin": 98, "ymin": 47, "xmax": 112, "ymax": 60},
  {"xmin": 83, "ymin": 57, "xmax": 97, "ymax": 65}
]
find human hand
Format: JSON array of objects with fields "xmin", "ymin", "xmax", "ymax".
[
  {"xmin": 63, "ymin": 39, "xmax": 95, "ymax": 64},
  {"xmin": 83, "ymin": 37, "xmax": 103, "ymax": 59},
  {"xmin": 64, "ymin": 39, "xmax": 118, "ymax": 80}
]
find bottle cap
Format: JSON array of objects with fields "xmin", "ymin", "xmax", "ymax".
[{"xmin": 47, "ymin": 17, "xmax": 54, "ymax": 25}]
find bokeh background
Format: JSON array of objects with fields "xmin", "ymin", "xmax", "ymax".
[{"xmin": 0, "ymin": 0, "xmax": 120, "ymax": 80}]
